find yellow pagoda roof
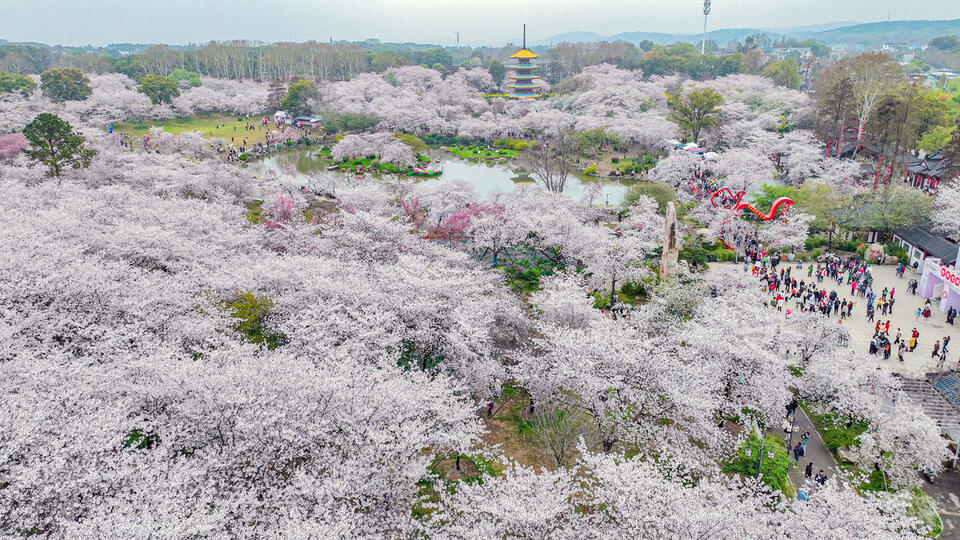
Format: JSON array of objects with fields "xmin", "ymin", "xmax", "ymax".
[{"xmin": 510, "ymin": 49, "xmax": 539, "ymax": 59}]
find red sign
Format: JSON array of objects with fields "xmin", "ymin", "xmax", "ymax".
[{"xmin": 940, "ymin": 267, "xmax": 960, "ymax": 288}]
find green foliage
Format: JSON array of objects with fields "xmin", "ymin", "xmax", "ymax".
[
  {"xmin": 917, "ymin": 124, "xmax": 953, "ymax": 153},
  {"xmin": 446, "ymin": 143, "xmax": 517, "ymax": 161},
  {"xmin": 281, "ymin": 80, "xmax": 321, "ymax": 116},
  {"xmin": 493, "ymin": 138, "xmax": 529, "ymax": 151},
  {"xmin": 584, "ymin": 165, "xmax": 598, "ymax": 176},
  {"xmin": 501, "ymin": 256, "xmax": 564, "ymax": 293},
  {"xmin": 414, "ymin": 48, "xmax": 453, "ymax": 68},
  {"xmin": 668, "ymin": 87, "xmax": 723, "ymax": 143},
  {"xmin": 0, "ymin": 70, "xmax": 37, "ymax": 96},
  {"xmin": 929, "ymin": 35, "xmax": 960, "ymax": 52},
  {"xmin": 883, "ymin": 242, "xmax": 909, "ymax": 264},
  {"xmin": 22, "ymin": 113, "xmax": 97, "ymax": 177},
  {"xmin": 749, "ymin": 184, "xmax": 797, "ymax": 221},
  {"xmin": 40, "ymin": 67, "xmax": 91, "ymax": 102},
  {"xmin": 762, "ymin": 58, "xmax": 801, "ymax": 90},
  {"xmin": 394, "ymin": 132, "xmax": 427, "ymax": 152},
  {"xmin": 723, "ymin": 432, "xmax": 791, "ymax": 495},
  {"xmin": 803, "ymin": 405, "xmax": 869, "ymax": 456},
  {"xmin": 624, "ymin": 182, "xmax": 675, "ymax": 213},
  {"xmin": 908, "ymin": 488, "xmax": 942, "ymax": 537},
  {"xmin": 397, "ymin": 341, "xmax": 444, "ymax": 373},
  {"xmin": 574, "ymin": 126, "xmax": 619, "ymax": 153},
  {"xmin": 323, "ymin": 111, "xmax": 379, "ymax": 133},
  {"xmin": 245, "ymin": 200, "xmax": 264, "ymax": 223},
  {"xmin": 804, "ymin": 236, "xmax": 828, "ymax": 251},
  {"xmin": 219, "ymin": 291, "xmax": 287, "ymax": 350},
  {"xmin": 137, "ymin": 74, "xmax": 181, "ymax": 104},
  {"xmin": 615, "ymin": 153, "xmax": 658, "ymax": 175},
  {"xmin": 487, "ymin": 59, "xmax": 506, "ymax": 83},
  {"xmin": 167, "ymin": 68, "xmax": 202, "ymax": 87},
  {"xmin": 123, "ymin": 428, "xmax": 160, "ymax": 450},
  {"xmin": 856, "ymin": 467, "xmax": 891, "ymax": 493}
]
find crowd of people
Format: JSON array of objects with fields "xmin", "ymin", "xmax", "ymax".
[{"xmin": 739, "ymin": 240, "xmax": 960, "ymax": 373}]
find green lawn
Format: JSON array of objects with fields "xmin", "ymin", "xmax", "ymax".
[
  {"xmin": 114, "ymin": 113, "xmax": 276, "ymax": 145},
  {"xmin": 447, "ymin": 144, "xmax": 517, "ymax": 161}
]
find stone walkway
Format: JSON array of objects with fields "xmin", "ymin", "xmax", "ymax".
[{"xmin": 777, "ymin": 405, "xmax": 840, "ymax": 497}]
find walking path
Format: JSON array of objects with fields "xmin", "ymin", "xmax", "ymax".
[{"xmin": 780, "ymin": 406, "xmax": 840, "ymax": 494}]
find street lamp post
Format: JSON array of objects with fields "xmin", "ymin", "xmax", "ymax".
[{"xmin": 743, "ymin": 430, "xmax": 778, "ymax": 477}]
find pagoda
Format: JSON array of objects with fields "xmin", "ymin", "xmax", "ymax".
[{"xmin": 506, "ymin": 25, "xmax": 542, "ymax": 99}]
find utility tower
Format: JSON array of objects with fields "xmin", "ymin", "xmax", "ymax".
[
  {"xmin": 455, "ymin": 32, "xmax": 460, "ymax": 46},
  {"xmin": 701, "ymin": 0, "xmax": 712, "ymax": 55}
]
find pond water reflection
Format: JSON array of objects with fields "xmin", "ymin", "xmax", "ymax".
[{"xmin": 246, "ymin": 147, "xmax": 632, "ymax": 205}]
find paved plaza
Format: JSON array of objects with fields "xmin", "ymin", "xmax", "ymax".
[
  {"xmin": 723, "ymin": 261, "xmax": 960, "ymax": 378},
  {"xmin": 800, "ymin": 263, "xmax": 960, "ymax": 377}
]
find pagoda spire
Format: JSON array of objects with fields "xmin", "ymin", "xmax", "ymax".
[{"xmin": 506, "ymin": 25, "xmax": 542, "ymax": 98}]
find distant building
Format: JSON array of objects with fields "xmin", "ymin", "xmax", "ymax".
[{"xmin": 763, "ymin": 47, "xmax": 812, "ymax": 61}]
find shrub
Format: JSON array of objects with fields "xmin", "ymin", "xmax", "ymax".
[
  {"xmin": 238, "ymin": 153, "xmax": 248, "ymax": 161},
  {"xmin": 220, "ymin": 291, "xmax": 287, "ymax": 349},
  {"xmin": 884, "ymin": 242, "xmax": 908, "ymax": 264},
  {"xmin": 805, "ymin": 236, "xmax": 828, "ymax": 251},
  {"xmin": 834, "ymin": 238, "xmax": 860, "ymax": 252},
  {"xmin": 715, "ymin": 249, "xmax": 737, "ymax": 262},
  {"xmin": 584, "ymin": 165, "xmax": 598, "ymax": 176},
  {"xmin": 723, "ymin": 432, "xmax": 791, "ymax": 495},
  {"xmin": 624, "ymin": 182, "xmax": 676, "ymax": 213}
]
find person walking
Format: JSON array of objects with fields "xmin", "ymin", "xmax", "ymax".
[
  {"xmin": 793, "ymin": 442, "xmax": 804, "ymax": 464},
  {"xmin": 894, "ymin": 328, "xmax": 902, "ymax": 344},
  {"xmin": 800, "ymin": 431, "xmax": 810, "ymax": 452},
  {"xmin": 898, "ymin": 342, "xmax": 905, "ymax": 362},
  {"xmin": 805, "ymin": 461, "xmax": 814, "ymax": 480},
  {"xmin": 943, "ymin": 335, "xmax": 951, "ymax": 354},
  {"xmin": 916, "ymin": 307, "xmax": 923, "ymax": 321},
  {"xmin": 932, "ymin": 340, "xmax": 941, "ymax": 358},
  {"xmin": 815, "ymin": 470, "xmax": 828, "ymax": 486},
  {"xmin": 923, "ymin": 306, "xmax": 932, "ymax": 325}
]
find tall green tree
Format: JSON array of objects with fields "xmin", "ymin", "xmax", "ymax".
[
  {"xmin": 0, "ymin": 71, "xmax": 37, "ymax": 96},
  {"xmin": 669, "ymin": 87, "xmax": 723, "ymax": 143},
  {"xmin": 761, "ymin": 59, "xmax": 800, "ymax": 89},
  {"xmin": 486, "ymin": 60, "xmax": 506, "ymax": 85},
  {"xmin": 167, "ymin": 68, "xmax": 201, "ymax": 87},
  {"xmin": 39, "ymin": 68, "xmax": 92, "ymax": 102},
  {"xmin": 137, "ymin": 74, "xmax": 181, "ymax": 104},
  {"xmin": 944, "ymin": 119, "xmax": 960, "ymax": 179},
  {"xmin": 22, "ymin": 113, "xmax": 97, "ymax": 178},
  {"xmin": 280, "ymin": 80, "xmax": 320, "ymax": 116}
]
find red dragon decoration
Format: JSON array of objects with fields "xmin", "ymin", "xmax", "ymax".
[{"xmin": 710, "ymin": 188, "xmax": 794, "ymax": 222}]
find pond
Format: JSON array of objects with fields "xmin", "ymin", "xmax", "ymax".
[{"xmin": 246, "ymin": 146, "xmax": 633, "ymax": 205}]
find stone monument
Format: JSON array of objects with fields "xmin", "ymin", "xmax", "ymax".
[{"xmin": 661, "ymin": 201, "xmax": 679, "ymax": 280}]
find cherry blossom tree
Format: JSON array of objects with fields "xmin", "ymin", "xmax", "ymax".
[{"xmin": 0, "ymin": 132, "xmax": 27, "ymax": 160}]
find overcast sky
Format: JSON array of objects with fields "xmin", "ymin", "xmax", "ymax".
[{"xmin": 1, "ymin": 0, "xmax": 959, "ymax": 47}]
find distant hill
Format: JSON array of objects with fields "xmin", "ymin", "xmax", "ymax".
[
  {"xmin": 541, "ymin": 18, "xmax": 960, "ymax": 48},
  {"xmin": 761, "ymin": 21, "xmax": 859, "ymax": 33},
  {"xmin": 796, "ymin": 19, "xmax": 960, "ymax": 47}
]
